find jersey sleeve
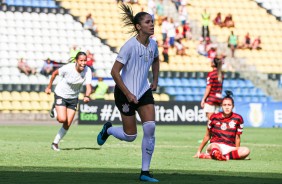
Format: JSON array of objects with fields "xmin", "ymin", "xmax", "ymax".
[
  {"xmin": 84, "ymin": 67, "xmax": 92, "ymax": 85},
  {"xmin": 116, "ymin": 44, "xmax": 130, "ymax": 65},
  {"xmin": 206, "ymin": 73, "xmax": 212, "ymax": 86},
  {"xmin": 58, "ymin": 64, "xmax": 68, "ymax": 77},
  {"xmin": 207, "ymin": 114, "xmax": 215, "ymax": 131},
  {"xmin": 236, "ymin": 114, "xmax": 244, "ymax": 135}
]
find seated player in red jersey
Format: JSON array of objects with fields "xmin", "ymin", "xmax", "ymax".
[{"xmin": 194, "ymin": 90, "xmax": 250, "ymax": 161}]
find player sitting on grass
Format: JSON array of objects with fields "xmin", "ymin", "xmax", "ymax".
[{"xmin": 194, "ymin": 90, "xmax": 250, "ymax": 161}]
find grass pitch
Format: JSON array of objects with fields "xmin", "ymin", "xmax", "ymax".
[{"xmin": 0, "ymin": 124, "xmax": 281, "ymax": 184}]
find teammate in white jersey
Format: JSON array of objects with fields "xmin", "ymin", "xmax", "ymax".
[
  {"xmin": 97, "ymin": 4, "xmax": 160, "ymax": 183},
  {"xmin": 45, "ymin": 52, "xmax": 92, "ymax": 151}
]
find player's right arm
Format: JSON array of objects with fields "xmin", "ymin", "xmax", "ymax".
[
  {"xmin": 111, "ymin": 61, "xmax": 138, "ymax": 104},
  {"xmin": 45, "ymin": 69, "xmax": 59, "ymax": 95},
  {"xmin": 193, "ymin": 128, "xmax": 211, "ymax": 158}
]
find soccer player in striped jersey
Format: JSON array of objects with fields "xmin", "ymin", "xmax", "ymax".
[
  {"xmin": 45, "ymin": 52, "xmax": 92, "ymax": 151},
  {"xmin": 97, "ymin": 4, "xmax": 159, "ymax": 182},
  {"xmin": 194, "ymin": 91, "xmax": 250, "ymax": 160},
  {"xmin": 201, "ymin": 55, "xmax": 224, "ymax": 119}
]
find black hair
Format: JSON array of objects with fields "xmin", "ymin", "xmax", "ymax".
[
  {"xmin": 213, "ymin": 57, "xmax": 223, "ymax": 83},
  {"xmin": 120, "ymin": 3, "xmax": 149, "ymax": 35},
  {"xmin": 222, "ymin": 90, "xmax": 234, "ymax": 105},
  {"xmin": 75, "ymin": 51, "xmax": 87, "ymax": 60}
]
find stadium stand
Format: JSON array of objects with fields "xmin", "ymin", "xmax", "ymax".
[{"xmin": 0, "ymin": 0, "xmax": 281, "ymax": 114}]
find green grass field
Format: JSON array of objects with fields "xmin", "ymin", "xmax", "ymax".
[{"xmin": 0, "ymin": 124, "xmax": 282, "ymax": 184}]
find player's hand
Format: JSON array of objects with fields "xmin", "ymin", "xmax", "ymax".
[
  {"xmin": 45, "ymin": 87, "xmax": 51, "ymax": 95},
  {"xmin": 193, "ymin": 151, "xmax": 201, "ymax": 158},
  {"xmin": 83, "ymin": 96, "xmax": 90, "ymax": 103},
  {"xmin": 200, "ymin": 99, "xmax": 205, "ymax": 108},
  {"xmin": 150, "ymin": 83, "xmax": 158, "ymax": 91},
  {"xmin": 126, "ymin": 93, "xmax": 138, "ymax": 104}
]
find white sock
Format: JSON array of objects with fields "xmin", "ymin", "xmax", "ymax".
[
  {"xmin": 108, "ymin": 126, "xmax": 137, "ymax": 142},
  {"xmin": 53, "ymin": 126, "xmax": 67, "ymax": 144},
  {"xmin": 141, "ymin": 121, "xmax": 156, "ymax": 171}
]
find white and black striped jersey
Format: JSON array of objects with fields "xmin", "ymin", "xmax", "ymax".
[
  {"xmin": 116, "ymin": 37, "xmax": 159, "ymax": 100},
  {"xmin": 54, "ymin": 63, "xmax": 92, "ymax": 99}
]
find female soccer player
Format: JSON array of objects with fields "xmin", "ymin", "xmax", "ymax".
[
  {"xmin": 96, "ymin": 4, "xmax": 159, "ymax": 182},
  {"xmin": 201, "ymin": 55, "xmax": 224, "ymax": 120},
  {"xmin": 45, "ymin": 52, "xmax": 92, "ymax": 151},
  {"xmin": 194, "ymin": 91, "xmax": 251, "ymax": 160}
]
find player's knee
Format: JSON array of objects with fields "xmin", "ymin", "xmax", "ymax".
[
  {"xmin": 57, "ymin": 117, "xmax": 67, "ymax": 124},
  {"xmin": 124, "ymin": 133, "xmax": 137, "ymax": 142},
  {"xmin": 242, "ymin": 147, "xmax": 250, "ymax": 156}
]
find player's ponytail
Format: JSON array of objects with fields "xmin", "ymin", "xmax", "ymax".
[
  {"xmin": 120, "ymin": 3, "xmax": 150, "ymax": 35},
  {"xmin": 213, "ymin": 57, "xmax": 223, "ymax": 83}
]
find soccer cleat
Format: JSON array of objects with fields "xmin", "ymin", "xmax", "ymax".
[
  {"xmin": 139, "ymin": 171, "xmax": 159, "ymax": 182},
  {"xmin": 199, "ymin": 153, "xmax": 212, "ymax": 159},
  {"xmin": 211, "ymin": 150, "xmax": 226, "ymax": 161},
  {"xmin": 51, "ymin": 143, "xmax": 60, "ymax": 151},
  {"xmin": 97, "ymin": 122, "xmax": 112, "ymax": 146}
]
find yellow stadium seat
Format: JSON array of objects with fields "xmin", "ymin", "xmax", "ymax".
[
  {"xmin": 153, "ymin": 93, "xmax": 160, "ymax": 101},
  {"xmin": 30, "ymin": 92, "xmax": 40, "ymax": 101},
  {"xmin": 21, "ymin": 101, "xmax": 33, "ymax": 111},
  {"xmin": 11, "ymin": 91, "xmax": 21, "ymax": 101},
  {"xmin": 1, "ymin": 91, "xmax": 12, "ymax": 101},
  {"xmin": 1, "ymin": 101, "xmax": 12, "ymax": 112},
  {"xmin": 159, "ymin": 93, "xmax": 170, "ymax": 101},
  {"xmin": 21, "ymin": 91, "xmax": 31, "ymax": 101},
  {"xmin": 31, "ymin": 101, "xmax": 41, "ymax": 111},
  {"xmin": 11, "ymin": 100, "xmax": 22, "ymax": 112},
  {"xmin": 40, "ymin": 101, "xmax": 51, "ymax": 111}
]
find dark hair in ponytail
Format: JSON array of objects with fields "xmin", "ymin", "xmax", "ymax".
[
  {"xmin": 69, "ymin": 52, "xmax": 87, "ymax": 62},
  {"xmin": 223, "ymin": 90, "xmax": 234, "ymax": 105},
  {"xmin": 213, "ymin": 57, "xmax": 223, "ymax": 83},
  {"xmin": 120, "ymin": 3, "xmax": 149, "ymax": 35}
]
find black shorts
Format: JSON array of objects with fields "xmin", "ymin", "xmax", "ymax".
[
  {"xmin": 54, "ymin": 94, "xmax": 78, "ymax": 111},
  {"xmin": 114, "ymin": 86, "xmax": 155, "ymax": 116}
]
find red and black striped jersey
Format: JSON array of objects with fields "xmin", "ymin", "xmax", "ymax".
[
  {"xmin": 205, "ymin": 69, "xmax": 223, "ymax": 105},
  {"xmin": 208, "ymin": 112, "xmax": 244, "ymax": 147}
]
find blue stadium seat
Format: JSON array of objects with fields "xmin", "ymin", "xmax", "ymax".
[
  {"xmin": 237, "ymin": 80, "xmax": 246, "ymax": 88},
  {"xmin": 186, "ymin": 96, "xmax": 194, "ymax": 101},
  {"xmin": 189, "ymin": 79, "xmax": 198, "ymax": 87},
  {"xmin": 164, "ymin": 78, "xmax": 174, "ymax": 87},
  {"xmin": 257, "ymin": 89, "xmax": 265, "ymax": 96},
  {"xmin": 197, "ymin": 79, "xmax": 206, "ymax": 88},
  {"xmin": 183, "ymin": 87, "xmax": 193, "ymax": 95},
  {"xmin": 174, "ymin": 95, "xmax": 186, "ymax": 101},
  {"xmin": 165, "ymin": 87, "xmax": 177, "ymax": 95},
  {"xmin": 243, "ymin": 96, "xmax": 251, "ymax": 102},
  {"xmin": 158, "ymin": 78, "xmax": 165, "ymax": 86},
  {"xmin": 172, "ymin": 78, "xmax": 182, "ymax": 87},
  {"xmin": 180, "ymin": 78, "xmax": 190, "ymax": 87},
  {"xmin": 251, "ymin": 96, "xmax": 260, "ymax": 102},
  {"xmin": 245, "ymin": 80, "xmax": 254, "ymax": 88},
  {"xmin": 175, "ymin": 87, "xmax": 185, "ymax": 95},
  {"xmin": 193, "ymin": 95, "xmax": 202, "ymax": 101},
  {"xmin": 259, "ymin": 96, "xmax": 268, "ymax": 102}
]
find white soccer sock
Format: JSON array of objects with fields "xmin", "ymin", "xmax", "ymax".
[
  {"xmin": 53, "ymin": 126, "xmax": 68, "ymax": 144},
  {"xmin": 141, "ymin": 121, "xmax": 156, "ymax": 171},
  {"xmin": 108, "ymin": 126, "xmax": 137, "ymax": 142}
]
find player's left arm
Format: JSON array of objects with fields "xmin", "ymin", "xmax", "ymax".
[
  {"xmin": 151, "ymin": 56, "xmax": 159, "ymax": 91},
  {"xmin": 235, "ymin": 134, "xmax": 241, "ymax": 148},
  {"xmin": 83, "ymin": 68, "xmax": 93, "ymax": 103},
  {"xmin": 236, "ymin": 114, "xmax": 244, "ymax": 148}
]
